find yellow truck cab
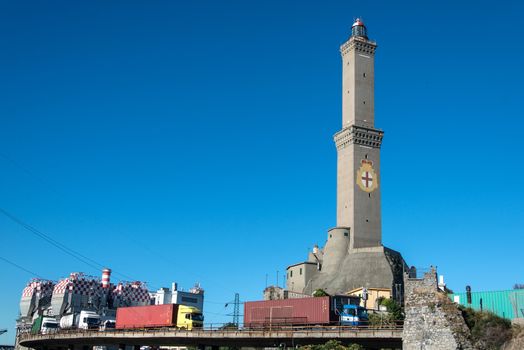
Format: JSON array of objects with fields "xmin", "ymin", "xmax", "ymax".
[{"xmin": 177, "ymin": 305, "xmax": 204, "ymax": 330}]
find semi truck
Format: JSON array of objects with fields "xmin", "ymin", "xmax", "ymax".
[
  {"xmin": 339, "ymin": 304, "xmax": 369, "ymax": 326},
  {"xmin": 116, "ymin": 304, "xmax": 203, "ymax": 330},
  {"xmin": 31, "ymin": 316, "xmax": 59, "ymax": 334},
  {"xmin": 244, "ymin": 295, "xmax": 361, "ymax": 327},
  {"xmin": 59, "ymin": 310, "xmax": 101, "ymax": 330}
]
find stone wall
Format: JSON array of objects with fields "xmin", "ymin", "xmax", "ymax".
[
  {"xmin": 263, "ymin": 286, "xmax": 285, "ymax": 300},
  {"xmin": 403, "ymin": 267, "xmax": 475, "ymax": 350}
]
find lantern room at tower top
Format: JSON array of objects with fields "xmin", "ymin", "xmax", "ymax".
[{"xmin": 351, "ymin": 18, "xmax": 368, "ymax": 39}]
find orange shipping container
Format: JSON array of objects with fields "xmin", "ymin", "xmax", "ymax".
[
  {"xmin": 244, "ymin": 296, "xmax": 332, "ymax": 326},
  {"xmin": 116, "ymin": 304, "xmax": 180, "ymax": 329},
  {"xmin": 244, "ymin": 295, "xmax": 359, "ymax": 327}
]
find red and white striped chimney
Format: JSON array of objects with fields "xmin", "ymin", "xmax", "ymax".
[{"xmin": 102, "ymin": 268, "xmax": 111, "ymax": 289}]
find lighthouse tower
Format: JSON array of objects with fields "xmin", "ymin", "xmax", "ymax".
[
  {"xmin": 285, "ymin": 19, "xmax": 406, "ymax": 296},
  {"xmin": 336, "ymin": 18, "xmax": 383, "ymax": 249}
]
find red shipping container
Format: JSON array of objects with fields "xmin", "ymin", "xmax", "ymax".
[
  {"xmin": 116, "ymin": 304, "xmax": 180, "ymax": 329},
  {"xmin": 244, "ymin": 296, "xmax": 332, "ymax": 327}
]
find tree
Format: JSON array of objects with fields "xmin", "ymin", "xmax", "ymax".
[
  {"xmin": 380, "ymin": 298, "xmax": 403, "ymax": 321},
  {"xmin": 368, "ymin": 298, "xmax": 403, "ymax": 327},
  {"xmin": 313, "ymin": 289, "xmax": 329, "ymax": 297},
  {"xmin": 298, "ymin": 340, "xmax": 363, "ymax": 350}
]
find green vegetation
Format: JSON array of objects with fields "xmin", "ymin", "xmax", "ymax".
[
  {"xmin": 368, "ymin": 298, "xmax": 403, "ymax": 327},
  {"xmin": 459, "ymin": 306, "xmax": 513, "ymax": 350},
  {"xmin": 298, "ymin": 339, "xmax": 363, "ymax": 350},
  {"xmin": 312, "ymin": 289, "xmax": 329, "ymax": 297},
  {"xmin": 380, "ymin": 298, "xmax": 403, "ymax": 321}
]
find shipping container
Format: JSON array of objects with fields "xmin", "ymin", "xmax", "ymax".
[
  {"xmin": 116, "ymin": 304, "xmax": 179, "ymax": 329},
  {"xmin": 449, "ymin": 289, "xmax": 524, "ymax": 320},
  {"xmin": 116, "ymin": 304, "xmax": 203, "ymax": 330},
  {"xmin": 244, "ymin": 295, "xmax": 359, "ymax": 327},
  {"xmin": 31, "ymin": 316, "xmax": 43, "ymax": 335}
]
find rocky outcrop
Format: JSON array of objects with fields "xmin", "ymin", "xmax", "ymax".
[
  {"xmin": 403, "ymin": 268, "xmax": 475, "ymax": 350},
  {"xmin": 502, "ymin": 325, "xmax": 524, "ymax": 350}
]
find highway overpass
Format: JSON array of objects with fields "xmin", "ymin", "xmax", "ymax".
[{"xmin": 19, "ymin": 327, "xmax": 403, "ymax": 350}]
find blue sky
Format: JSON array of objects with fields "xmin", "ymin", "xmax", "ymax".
[{"xmin": 1, "ymin": 0, "xmax": 523, "ymax": 344}]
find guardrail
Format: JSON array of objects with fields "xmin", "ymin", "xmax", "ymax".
[{"xmin": 19, "ymin": 322, "xmax": 404, "ymax": 341}]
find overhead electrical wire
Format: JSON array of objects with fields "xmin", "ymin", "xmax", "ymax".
[
  {"xmin": 0, "ymin": 255, "xmax": 48, "ymax": 280},
  {"xmin": 0, "ymin": 153, "xmax": 170, "ymax": 289},
  {"xmin": 0, "ymin": 152, "xmax": 204, "ymax": 293},
  {"xmin": 0, "ymin": 207, "xmax": 136, "ymax": 282},
  {"xmin": 0, "ymin": 153, "xmax": 194, "ymax": 294},
  {"xmin": 0, "ymin": 207, "xmax": 104, "ymax": 271}
]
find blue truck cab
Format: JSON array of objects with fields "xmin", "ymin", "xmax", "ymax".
[{"xmin": 340, "ymin": 304, "xmax": 369, "ymax": 326}]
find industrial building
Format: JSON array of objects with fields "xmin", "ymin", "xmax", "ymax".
[
  {"xmin": 16, "ymin": 268, "xmax": 204, "ymax": 339},
  {"xmin": 151, "ymin": 283, "xmax": 204, "ymax": 313}
]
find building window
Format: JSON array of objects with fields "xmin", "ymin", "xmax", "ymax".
[
  {"xmin": 344, "ymin": 232, "xmax": 348, "ymax": 237},
  {"xmin": 181, "ymin": 296, "xmax": 198, "ymax": 304},
  {"xmin": 363, "ymin": 73, "xmax": 366, "ymax": 78},
  {"xmin": 290, "ymin": 270, "xmax": 293, "ymax": 277},
  {"xmin": 300, "ymin": 268, "xmax": 303, "ymax": 275}
]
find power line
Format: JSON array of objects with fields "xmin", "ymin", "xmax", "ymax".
[
  {"xmin": 0, "ymin": 207, "xmax": 104, "ymax": 271},
  {"xmin": 0, "ymin": 153, "xmax": 174, "ymax": 287},
  {"xmin": 1, "ymin": 153, "xmax": 181, "ymax": 291},
  {"xmin": 0, "ymin": 256, "xmax": 48, "ymax": 280},
  {"xmin": 0, "ymin": 207, "xmax": 137, "ymax": 282},
  {"xmin": 205, "ymin": 300, "xmax": 233, "ymax": 304},
  {"xmin": 204, "ymin": 311, "xmax": 231, "ymax": 317}
]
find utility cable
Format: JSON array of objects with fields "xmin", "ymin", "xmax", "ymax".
[
  {"xmin": 0, "ymin": 207, "xmax": 103, "ymax": 271},
  {"xmin": 0, "ymin": 153, "xmax": 169, "ymax": 288},
  {"xmin": 0, "ymin": 207, "xmax": 137, "ymax": 282},
  {"xmin": 0, "ymin": 256, "xmax": 48, "ymax": 280}
]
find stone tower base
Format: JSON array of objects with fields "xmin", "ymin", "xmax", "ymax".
[{"xmin": 306, "ymin": 246, "xmax": 406, "ymax": 297}]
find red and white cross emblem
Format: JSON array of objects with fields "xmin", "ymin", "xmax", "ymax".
[
  {"xmin": 361, "ymin": 171, "xmax": 373, "ymax": 188},
  {"xmin": 357, "ymin": 160, "xmax": 378, "ymax": 193}
]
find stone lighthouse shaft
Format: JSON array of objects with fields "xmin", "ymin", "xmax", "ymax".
[{"xmin": 336, "ymin": 18, "xmax": 383, "ymax": 249}]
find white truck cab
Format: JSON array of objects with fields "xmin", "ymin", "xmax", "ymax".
[
  {"xmin": 79, "ymin": 310, "xmax": 101, "ymax": 330},
  {"xmin": 60, "ymin": 310, "xmax": 100, "ymax": 330},
  {"xmin": 41, "ymin": 317, "xmax": 59, "ymax": 334}
]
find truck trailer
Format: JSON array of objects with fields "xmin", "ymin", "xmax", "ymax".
[
  {"xmin": 116, "ymin": 304, "xmax": 203, "ymax": 330},
  {"xmin": 244, "ymin": 295, "xmax": 360, "ymax": 327}
]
